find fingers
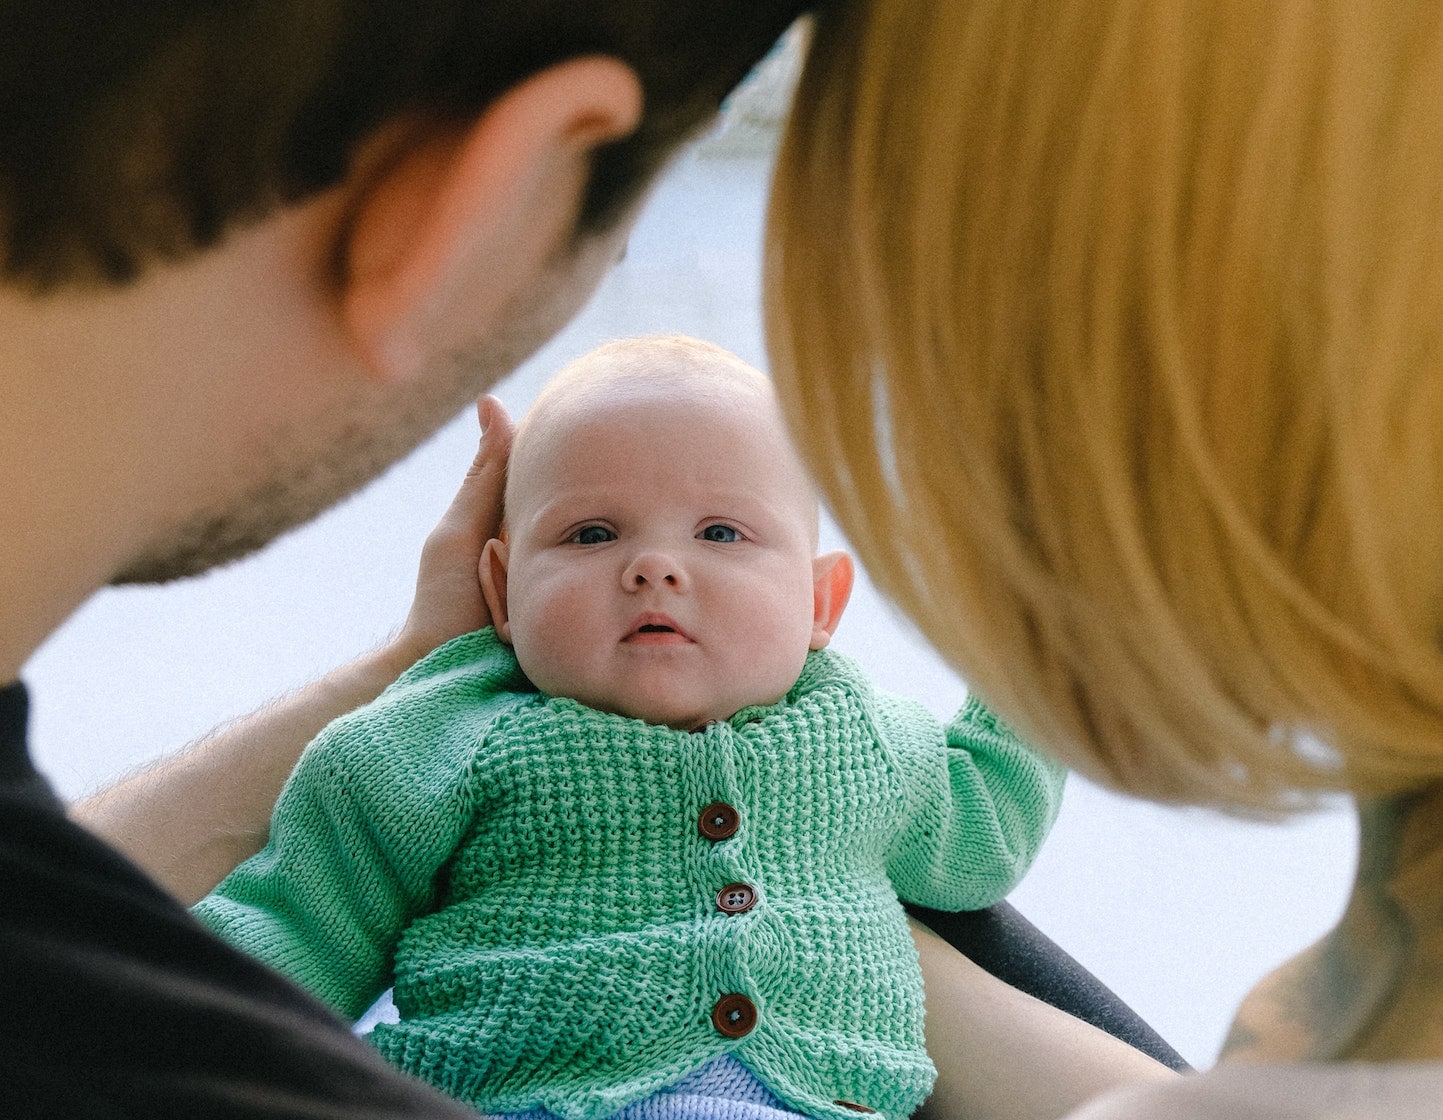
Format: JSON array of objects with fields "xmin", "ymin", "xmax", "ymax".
[
  {"xmin": 394, "ymin": 396, "xmax": 517, "ymax": 662},
  {"xmin": 434, "ymin": 396, "xmax": 515, "ymax": 541},
  {"xmin": 471, "ymin": 396, "xmax": 516, "ymax": 485}
]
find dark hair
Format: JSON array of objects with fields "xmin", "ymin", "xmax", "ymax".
[{"xmin": 0, "ymin": 1, "xmax": 808, "ymax": 290}]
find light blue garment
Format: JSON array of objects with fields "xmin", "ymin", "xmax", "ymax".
[{"xmin": 497, "ymin": 1056, "xmax": 813, "ymax": 1120}]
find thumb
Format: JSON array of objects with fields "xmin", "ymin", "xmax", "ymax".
[
  {"xmin": 438, "ymin": 395, "xmax": 515, "ymax": 542},
  {"xmin": 394, "ymin": 396, "xmax": 516, "ymax": 662}
]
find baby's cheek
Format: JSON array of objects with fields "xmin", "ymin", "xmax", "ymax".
[
  {"xmin": 527, "ymin": 590, "xmax": 616, "ymax": 690},
  {"xmin": 735, "ymin": 615, "xmax": 812, "ymax": 695}
]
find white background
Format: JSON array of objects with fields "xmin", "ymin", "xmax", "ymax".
[{"xmin": 24, "ymin": 146, "xmax": 1356, "ymax": 1072}]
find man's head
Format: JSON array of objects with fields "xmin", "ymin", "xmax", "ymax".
[
  {"xmin": 0, "ymin": 2, "xmax": 808, "ymax": 290},
  {"xmin": 480, "ymin": 335, "xmax": 854, "ymax": 730},
  {"xmin": 1, "ymin": 3, "xmax": 810, "ymax": 602}
]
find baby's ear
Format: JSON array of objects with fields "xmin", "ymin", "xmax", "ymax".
[
  {"xmin": 479, "ymin": 537, "xmax": 513, "ymax": 643},
  {"xmin": 809, "ymin": 550, "xmax": 855, "ymax": 650}
]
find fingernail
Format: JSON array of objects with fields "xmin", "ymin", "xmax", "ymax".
[{"xmin": 478, "ymin": 397, "xmax": 494, "ymax": 436}]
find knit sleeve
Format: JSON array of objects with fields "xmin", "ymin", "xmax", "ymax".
[
  {"xmin": 882, "ymin": 692, "xmax": 1065, "ymax": 911},
  {"xmin": 192, "ymin": 632, "xmax": 510, "ymax": 1020}
]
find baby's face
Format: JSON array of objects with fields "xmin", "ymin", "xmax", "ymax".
[{"xmin": 495, "ymin": 382, "xmax": 830, "ymax": 730}]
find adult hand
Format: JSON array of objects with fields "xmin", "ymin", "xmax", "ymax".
[
  {"xmin": 72, "ymin": 396, "xmax": 517, "ymax": 904},
  {"xmin": 392, "ymin": 396, "xmax": 516, "ymax": 665}
]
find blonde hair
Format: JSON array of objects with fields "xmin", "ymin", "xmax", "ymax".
[{"xmin": 767, "ymin": 1, "xmax": 1443, "ymax": 810}]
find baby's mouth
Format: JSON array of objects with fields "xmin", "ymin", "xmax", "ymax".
[{"xmin": 625, "ymin": 614, "xmax": 693, "ymax": 642}]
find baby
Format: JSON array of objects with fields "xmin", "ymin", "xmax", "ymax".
[{"xmin": 195, "ymin": 335, "xmax": 1064, "ymax": 1120}]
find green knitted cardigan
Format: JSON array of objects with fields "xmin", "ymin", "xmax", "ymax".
[{"xmin": 195, "ymin": 628, "xmax": 1064, "ymax": 1120}]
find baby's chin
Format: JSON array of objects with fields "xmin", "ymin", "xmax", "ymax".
[
  {"xmin": 606, "ymin": 701, "xmax": 730, "ymax": 733},
  {"xmin": 547, "ymin": 675, "xmax": 790, "ymax": 732},
  {"xmin": 591, "ymin": 690, "xmax": 754, "ymax": 732},
  {"xmin": 604, "ymin": 689, "xmax": 789, "ymax": 732}
]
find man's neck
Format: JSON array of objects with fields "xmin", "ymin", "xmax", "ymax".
[
  {"xmin": 0, "ymin": 284, "xmax": 153, "ymax": 680},
  {"xmin": 1223, "ymin": 781, "xmax": 1443, "ymax": 1062},
  {"xmin": 0, "ymin": 187, "xmax": 352, "ymax": 682}
]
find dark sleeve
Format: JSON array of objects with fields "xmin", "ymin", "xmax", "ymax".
[
  {"xmin": 905, "ymin": 900, "xmax": 1191, "ymax": 1072},
  {"xmin": 0, "ymin": 768, "xmax": 477, "ymax": 1119}
]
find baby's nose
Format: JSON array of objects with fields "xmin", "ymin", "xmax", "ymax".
[{"xmin": 624, "ymin": 550, "xmax": 682, "ymax": 588}]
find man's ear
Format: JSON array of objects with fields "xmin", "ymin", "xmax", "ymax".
[
  {"xmin": 809, "ymin": 550, "xmax": 855, "ymax": 650},
  {"xmin": 479, "ymin": 537, "xmax": 513, "ymax": 644},
  {"xmin": 340, "ymin": 56, "xmax": 643, "ymax": 382}
]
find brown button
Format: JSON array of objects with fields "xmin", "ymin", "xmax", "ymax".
[
  {"xmin": 835, "ymin": 1102, "xmax": 876, "ymax": 1115},
  {"xmin": 698, "ymin": 801, "xmax": 739, "ymax": 841},
  {"xmin": 716, "ymin": 882, "xmax": 757, "ymax": 914},
  {"xmin": 711, "ymin": 993, "xmax": 757, "ymax": 1038}
]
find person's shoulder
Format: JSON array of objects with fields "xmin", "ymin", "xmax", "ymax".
[
  {"xmin": 388, "ymin": 625, "xmax": 529, "ymax": 695},
  {"xmin": 1066, "ymin": 1062, "xmax": 1443, "ymax": 1120},
  {"xmin": 791, "ymin": 646, "xmax": 887, "ymax": 708},
  {"xmin": 786, "ymin": 648, "xmax": 941, "ymax": 747},
  {"xmin": 300, "ymin": 627, "xmax": 532, "ymax": 778},
  {"xmin": 351, "ymin": 626, "xmax": 532, "ymax": 725}
]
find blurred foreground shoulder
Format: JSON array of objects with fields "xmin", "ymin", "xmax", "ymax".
[{"xmin": 1066, "ymin": 1062, "xmax": 1443, "ymax": 1120}]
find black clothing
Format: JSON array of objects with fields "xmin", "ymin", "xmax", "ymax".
[{"xmin": 0, "ymin": 681, "xmax": 476, "ymax": 1119}]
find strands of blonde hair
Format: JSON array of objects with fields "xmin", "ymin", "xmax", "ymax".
[{"xmin": 767, "ymin": 0, "xmax": 1443, "ymax": 810}]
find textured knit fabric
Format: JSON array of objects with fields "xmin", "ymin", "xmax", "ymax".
[
  {"xmin": 195, "ymin": 628, "xmax": 1064, "ymax": 1120},
  {"xmin": 0, "ymin": 680, "xmax": 477, "ymax": 1120}
]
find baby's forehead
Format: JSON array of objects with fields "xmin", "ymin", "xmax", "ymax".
[
  {"xmin": 517, "ymin": 341, "xmax": 778, "ymax": 456},
  {"xmin": 542, "ymin": 341, "xmax": 771, "ymax": 412},
  {"xmin": 506, "ymin": 339, "xmax": 819, "ymax": 534},
  {"xmin": 514, "ymin": 379, "xmax": 790, "ymax": 487}
]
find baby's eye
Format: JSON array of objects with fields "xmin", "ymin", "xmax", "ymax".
[
  {"xmin": 571, "ymin": 525, "xmax": 616, "ymax": 545},
  {"xmin": 698, "ymin": 523, "xmax": 742, "ymax": 544}
]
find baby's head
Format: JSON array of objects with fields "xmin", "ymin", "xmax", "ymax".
[{"xmin": 481, "ymin": 334, "xmax": 854, "ymax": 730}]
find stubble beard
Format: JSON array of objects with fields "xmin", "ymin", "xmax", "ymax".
[
  {"xmin": 108, "ymin": 314, "xmax": 552, "ymax": 586},
  {"xmin": 109, "ymin": 221, "xmax": 630, "ymax": 588}
]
